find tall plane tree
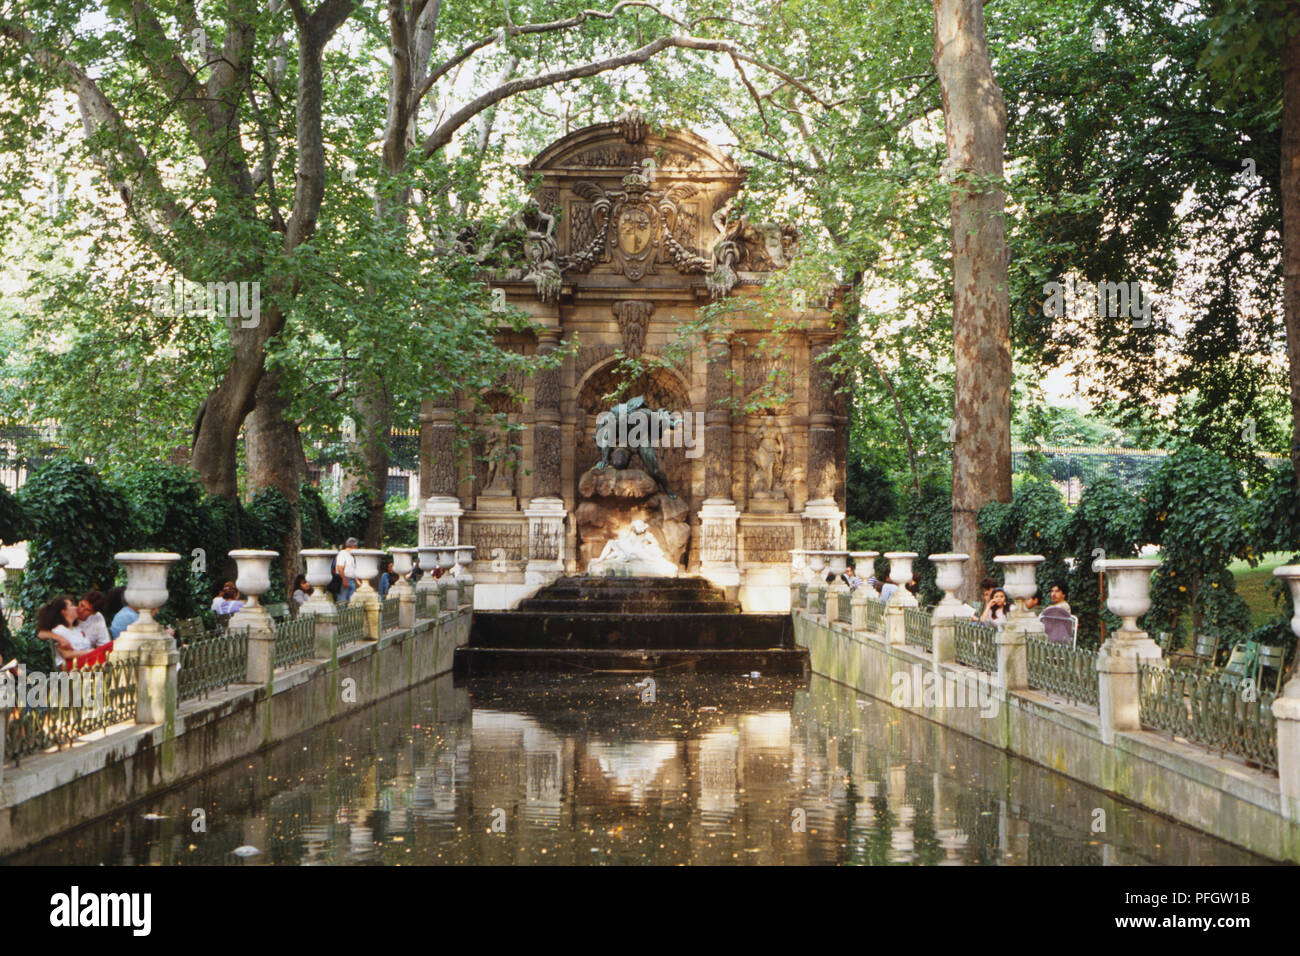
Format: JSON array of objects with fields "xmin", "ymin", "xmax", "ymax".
[{"xmin": 931, "ymin": 0, "xmax": 1011, "ymax": 595}]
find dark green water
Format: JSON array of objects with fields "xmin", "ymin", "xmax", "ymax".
[{"xmin": 5, "ymin": 672, "xmax": 1271, "ymax": 865}]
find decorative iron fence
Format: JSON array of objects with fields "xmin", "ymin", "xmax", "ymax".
[
  {"xmin": 955, "ymin": 620, "xmax": 998, "ymax": 672},
  {"xmin": 4, "ymin": 659, "xmax": 137, "ymax": 763},
  {"xmin": 178, "ymin": 627, "xmax": 249, "ymax": 702},
  {"xmin": 1026, "ymin": 635, "xmax": 1099, "ymax": 708},
  {"xmin": 904, "ymin": 607, "xmax": 933, "ymax": 652},
  {"xmin": 812, "ymin": 586, "xmax": 827, "ymax": 616},
  {"xmin": 833, "ymin": 591, "xmax": 852, "ymax": 624},
  {"xmin": 1138, "ymin": 664, "xmax": 1278, "ymax": 772},
  {"xmin": 863, "ymin": 595, "xmax": 886, "ymax": 634},
  {"xmin": 336, "ymin": 604, "xmax": 365, "ymax": 646},
  {"xmin": 273, "ymin": 614, "xmax": 316, "ymax": 669},
  {"xmin": 381, "ymin": 596, "xmax": 400, "ymax": 633},
  {"xmin": 415, "ymin": 588, "xmax": 434, "ymax": 618}
]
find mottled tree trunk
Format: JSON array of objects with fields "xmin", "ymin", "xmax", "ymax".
[
  {"xmin": 246, "ymin": 365, "xmax": 306, "ymax": 595},
  {"xmin": 1284, "ymin": 17, "xmax": 1300, "ymax": 494},
  {"xmin": 932, "ymin": 0, "xmax": 1012, "ymax": 601}
]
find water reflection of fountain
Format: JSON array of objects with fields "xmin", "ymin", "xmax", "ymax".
[{"xmin": 587, "ymin": 739, "xmax": 680, "ymax": 805}]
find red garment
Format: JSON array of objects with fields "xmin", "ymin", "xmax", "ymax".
[{"xmin": 64, "ymin": 642, "xmax": 114, "ymax": 671}]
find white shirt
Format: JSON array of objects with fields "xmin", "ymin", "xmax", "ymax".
[
  {"xmin": 51, "ymin": 623, "xmax": 89, "ymax": 667},
  {"xmin": 336, "ymin": 549, "xmax": 356, "ymax": 580},
  {"xmin": 879, "ymin": 582, "xmax": 898, "ymax": 604},
  {"xmin": 80, "ymin": 612, "xmax": 112, "ymax": 647}
]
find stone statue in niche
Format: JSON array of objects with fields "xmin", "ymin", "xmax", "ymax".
[
  {"xmin": 481, "ymin": 425, "xmax": 514, "ymax": 496},
  {"xmin": 593, "ymin": 395, "xmax": 683, "ymax": 498},
  {"xmin": 751, "ymin": 413, "xmax": 785, "ymax": 497}
]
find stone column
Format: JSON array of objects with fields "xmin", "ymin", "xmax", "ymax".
[
  {"xmin": 930, "ymin": 553, "xmax": 973, "ymax": 665},
  {"xmin": 700, "ymin": 330, "xmax": 740, "ymax": 592},
  {"xmin": 228, "ymin": 549, "xmax": 279, "ymax": 687},
  {"xmin": 531, "ymin": 329, "xmax": 564, "ymax": 500},
  {"xmin": 806, "ymin": 332, "xmax": 838, "ymax": 506},
  {"xmin": 112, "ymin": 552, "xmax": 181, "ymax": 725},
  {"xmin": 883, "ymin": 551, "xmax": 918, "ymax": 646},
  {"xmin": 421, "ymin": 392, "xmax": 463, "ymax": 550},
  {"xmin": 994, "ymin": 555, "xmax": 1043, "ymax": 691},
  {"xmin": 352, "ymin": 549, "xmax": 384, "ymax": 639},
  {"xmin": 1095, "ymin": 559, "xmax": 1164, "ymax": 745},
  {"xmin": 416, "ymin": 546, "xmax": 442, "ymax": 616},
  {"xmin": 800, "ymin": 333, "xmax": 844, "ymax": 570},
  {"xmin": 300, "ymin": 549, "xmax": 339, "ymax": 662},
  {"xmin": 391, "ymin": 548, "xmax": 417, "ymax": 629},
  {"xmin": 1271, "ymin": 566, "xmax": 1300, "ymax": 820},
  {"xmin": 850, "ymin": 550, "xmax": 879, "ymax": 636},
  {"xmin": 526, "ymin": 329, "xmax": 568, "ymax": 592}
]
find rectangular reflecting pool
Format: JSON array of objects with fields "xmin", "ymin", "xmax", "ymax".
[{"xmin": 3, "ymin": 672, "xmax": 1273, "ymax": 865}]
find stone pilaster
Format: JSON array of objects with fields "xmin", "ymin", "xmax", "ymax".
[
  {"xmin": 1097, "ymin": 629, "xmax": 1164, "ymax": 745},
  {"xmin": 532, "ymin": 329, "xmax": 564, "ymax": 500},
  {"xmin": 807, "ymin": 332, "xmax": 837, "ymax": 505},
  {"xmin": 704, "ymin": 331, "xmax": 734, "ymax": 501}
]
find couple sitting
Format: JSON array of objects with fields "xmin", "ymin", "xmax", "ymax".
[{"xmin": 37, "ymin": 592, "xmax": 115, "ymax": 670}]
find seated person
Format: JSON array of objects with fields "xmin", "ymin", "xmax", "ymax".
[
  {"xmin": 38, "ymin": 596, "xmax": 112, "ymax": 670},
  {"xmin": 292, "ymin": 575, "xmax": 312, "ymax": 608},
  {"xmin": 842, "ymin": 563, "xmax": 863, "ymax": 591},
  {"xmin": 979, "ymin": 588, "xmax": 1009, "ymax": 628},
  {"xmin": 212, "ymin": 582, "xmax": 244, "ymax": 616},
  {"xmin": 1047, "ymin": 581, "xmax": 1071, "ymax": 613},
  {"xmin": 110, "ymin": 595, "xmax": 140, "ymax": 639},
  {"xmin": 77, "ymin": 590, "xmax": 113, "ymax": 647}
]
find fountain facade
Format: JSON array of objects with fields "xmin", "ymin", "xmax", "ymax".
[{"xmin": 416, "ymin": 111, "xmax": 847, "ymax": 610}]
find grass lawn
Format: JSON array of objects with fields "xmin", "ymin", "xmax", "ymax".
[{"xmin": 1229, "ymin": 552, "xmax": 1295, "ymax": 628}]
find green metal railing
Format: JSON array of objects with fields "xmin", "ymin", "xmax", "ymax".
[
  {"xmin": 4, "ymin": 659, "xmax": 137, "ymax": 763},
  {"xmin": 904, "ymin": 607, "xmax": 933, "ymax": 652},
  {"xmin": 863, "ymin": 595, "xmax": 886, "ymax": 634},
  {"xmin": 381, "ymin": 596, "xmax": 400, "ymax": 633},
  {"xmin": 1026, "ymin": 635, "xmax": 1099, "ymax": 708},
  {"xmin": 1138, "ymin": 664, "xmax": 1278, "ymax": 771},
  {"xmin": 954, "ymin": 620, "xmax": 997, "ymax": 672},
  {"xmin": 833, "ymin": 591, "xmax": 853, "ymax": 624},
  {"xmin": 178, "ymin": 627, "xmax": 249, "ymax": 702},
  {"xmin": 273, "ymin": 614, "xmax": 316, "ymax": 669},
  {"xmin": 811, "ymin": 586, "xmax": 827, "ymax": 616},
  {"xmin": 415, "ymin": 588, "xmax": 434, "ymax": 618},
  {"xmin": 336, "ymin": 604, "xmax": 365, "ymax": 647}
]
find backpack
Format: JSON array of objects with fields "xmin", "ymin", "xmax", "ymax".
[{"xmin": 327, "ymin": 571, "xmax": 343, "ymax": 595}]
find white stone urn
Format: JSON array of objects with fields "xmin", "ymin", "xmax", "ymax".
[
  {"xmin": 929, "ymin": 552, "xmax": 973, "ymax": 619},
  {"xmin": 884, "ymin": 552, "xmax": 919, "ymax": 607},
  {"xmin": 114, "ymin": 552, "xmax": 182, "ymax": 643},
  {"xmin": 804, "ymin": 551, "xmax": 829, "ymax": 612},
  {"xmin": 436, "ymin": 547, "xmax": 459, "ymax": 603},
  {"xmin": 993, "ymin": 554, "xmax": 1044, "ymax": 616},
  {"xmin": 1098, "ymin": 558, "xmax": 1161, "ymax": 634},
  {"xmin": 390, "ymin": 548, "xmax": 417, "ymax": 595},
  {"xmin": 229, "ymin": 549, "xmax": 278, "ymax": 606},
  {"xmin": 825, "ymin": 551, "xmax": 850, "ymax": 589},
  {"xmin": 351, "ymin": 549, "xmax": 385, "ymax": 597},
  {"xmin": 299, "ymin": 548, "xmax": 338, "ymax": 618},
  {"xmin": 885, "ymin": 551, "xmax": 918, "ymax": 586},
  {"xmin": 849, "ymin": 551, "xmax": 879, "ymax": 573}
]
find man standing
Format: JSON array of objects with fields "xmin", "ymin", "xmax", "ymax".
[{"xmin": 336, "ymin": 538, "xmax": 359, "ymax": 605}]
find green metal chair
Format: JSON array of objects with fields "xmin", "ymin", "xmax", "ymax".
[
  {"xmin": 264, "ymin": 602, "xmax": 290, "ymax": 622},
  {"xmin": 1192, "ymin": 632, "xmax": 1220, "ymax": 669},
  {"xmin": 1256, "ymin": 644, "xmax": 1289, "ymax": 695},
  {"xmin": 1221, "ymin": 639, "xmax": 1261, "ymax": 687}
]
